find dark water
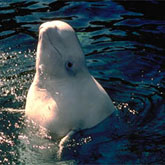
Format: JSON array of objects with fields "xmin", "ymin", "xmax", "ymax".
[{"xmin": 0, "ymin": 0, "xmax": 165, "ymax": 164}]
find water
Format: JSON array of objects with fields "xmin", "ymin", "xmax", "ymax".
[{"xmin": 0, "ymin": 0, "xmax": 165, "ymax": 164}]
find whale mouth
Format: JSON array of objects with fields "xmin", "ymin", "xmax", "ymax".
[{"xmin": 46, "ymin": 30, "xmax": 62, "ymax": 58}]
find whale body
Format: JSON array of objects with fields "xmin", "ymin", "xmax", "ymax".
[{"xmin": 25, "ymin": 20, "xmax": 115, "ymax": 138}]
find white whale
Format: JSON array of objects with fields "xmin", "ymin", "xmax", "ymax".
[{"xmin": 25, "ymin": 20, "xmax": 115, "ymax": 138}]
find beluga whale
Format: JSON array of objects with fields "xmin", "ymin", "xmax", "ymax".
[{"xmin": 25, "ymin": 20, "xmax": 115, "ymax": 142}]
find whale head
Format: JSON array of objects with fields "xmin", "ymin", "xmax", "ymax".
[{"xmin": 36, "ymin": 21, "xmax": 86, "ymax": 81}]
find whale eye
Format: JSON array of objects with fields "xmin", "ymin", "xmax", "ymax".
[
  {"xmin": 65, "ymin": 61, "xmax": 76, "ymax": 76},
  {"xmin": 66, "ymin": 61, "xmax": 73, "ymax": 69},
  {"xmin": 67, "ymin": 62, "xmax": 73, "ymax": 68}
]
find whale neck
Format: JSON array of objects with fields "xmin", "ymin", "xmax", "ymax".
[{"xmin": 33, "ymin": 66, "xmax": 90, "ymax": 89}]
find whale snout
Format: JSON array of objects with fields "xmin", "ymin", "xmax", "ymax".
[
  {"xmin": 38, "ymin": 20, "xmax": 82, "ymax": 61},
  {"xmin": 39, "ymin": 21, "xmax": 75, "ymax": 39},
  {"xmin": 39, "ymin": 25, "xmax": 56, "ymax": 42},
  {"xmin": 38, "ymin": 21, "xmax": 76, "ymax": 52}
]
